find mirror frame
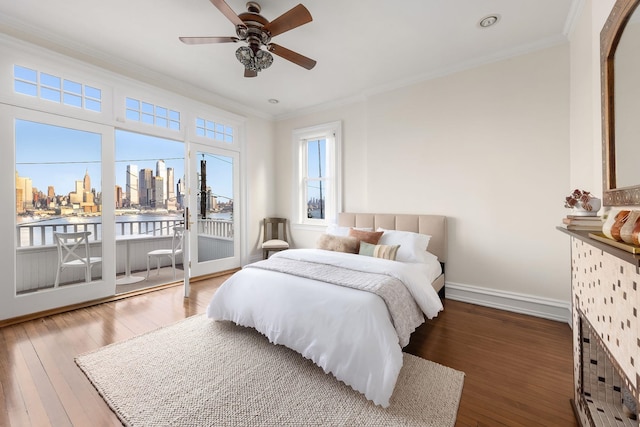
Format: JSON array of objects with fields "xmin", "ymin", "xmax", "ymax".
[{"xmin": 602, "ymin": 0, "xmax": 640, "ymax": 206}]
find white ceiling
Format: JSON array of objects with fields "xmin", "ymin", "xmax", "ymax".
[{"xmin": 0, "ymin": 0, "xmax": 577, "ymax": 119}]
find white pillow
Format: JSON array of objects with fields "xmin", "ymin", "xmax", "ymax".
[
  {"xmin": 326, "ymin": 224, "xmax": 372, "ymax": 237},
  {"xmin": 376, "ymin": 228, "xmax": 432, "ymax": 263}
]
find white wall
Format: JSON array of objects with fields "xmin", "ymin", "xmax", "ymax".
[{"xmin": 276, "ymin": 44, "xmax": 572, "ymax": 320}]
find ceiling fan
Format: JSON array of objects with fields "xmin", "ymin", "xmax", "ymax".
[{"xmin": 179, "ymin": 0, "xmax": 317, "ymax": 78}]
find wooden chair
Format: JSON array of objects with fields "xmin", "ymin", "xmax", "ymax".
[
  {"xmin": 53, "ymin": 231, "xmax": 102, "ymax": 287},
  {"xmin": 262, "ymin": 218, "xmax": 289, "ymax": 259},
  {"xmin": 146, "ymin": 226, "xmax": 184, "ymax": 279}
]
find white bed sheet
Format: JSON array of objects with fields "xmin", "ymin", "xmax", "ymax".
[{"xmin": 206, "ymin": 249, "xmax": 443, "ymax": 407}]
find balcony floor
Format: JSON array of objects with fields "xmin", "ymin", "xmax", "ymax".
[{"xmin": 116, "ymin": 264, "xmax": 185, "ymax": 294}]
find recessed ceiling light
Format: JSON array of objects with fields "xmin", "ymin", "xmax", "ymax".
[
  {"xmin": 479, "ymin": 14, "xmax": 500, "ymax": 28},
  {"xmin": 268, "ymin": 98, "xmax": 279, "ymax": 104}
]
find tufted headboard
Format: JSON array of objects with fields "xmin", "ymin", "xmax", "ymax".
[{"xmin": 337, "ymin": 213, "xmax": 447, "ymax": 263}]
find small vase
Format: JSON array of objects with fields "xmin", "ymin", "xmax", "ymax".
[
  {"xmin": 620, "ymin": 211, "xmax": 640, "ymax": 244},
  {"xmin": 571, "ymin": 198, "xmax": 601, "ymax": 217},
  {"xmin": 603, "ymin": 209, "xmax": 630, "ymax": 241}
]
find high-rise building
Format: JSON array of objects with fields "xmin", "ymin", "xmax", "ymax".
[
  {"xmin": 126, "ymin": 164, "xmax": 139, "ymax": 206},
  {"xmin": 167, "ymin": 167, "xmax": 175, "ymax": 200},
  {"xmin": 176, "ymin": 178, "xmax": 185, "ymax": 208},
  {"xmin": 156, "ymin": 160, "xmax": 167, "ymax": 205},
  {"xmin": 69, "ymin": 180, "xmax": 84, "ymax": 205},
  {"xmin": 83, "ymin": 169, "xmax": 91, "ymax": 192},
  {"xmin": 153, "ymin": 176, "xmax": 164, "ymax": 208},
  {"xmin": 15, "ymin": 172, "xmax": 33, "ymax": 211},
  {"xmin": 139, "ymin": 168, "xmax": 153, "ymax": 206},
  {"xmin": 115, "ymin": 185, "xmax": 122, "ymax": 208}
]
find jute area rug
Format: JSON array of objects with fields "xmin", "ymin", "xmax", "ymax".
[{"xmin": 76, "ymin": 314, "xmax": 464, "ymax": 427}]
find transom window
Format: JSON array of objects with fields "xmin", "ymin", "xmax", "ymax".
[
  {"xmin": 196, "ymin": 117, "xmax": 233, "ymax": 143},
  {"xmin": 125, "ymin": 97, "xmax": 180, "ymax": 130},
  {"xmin": 13, "ymin": 65, "xmax": 102, "ymax": 112}
]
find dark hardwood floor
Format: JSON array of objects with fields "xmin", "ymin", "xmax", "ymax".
[{"xmin": 0, "ymin": 277, "xmax": 577, "ymax": 427}]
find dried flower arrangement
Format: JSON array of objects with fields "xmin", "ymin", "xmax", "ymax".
[{"xmin": 565, "ymin": 189, "xmax": 596, "ymax": 211}]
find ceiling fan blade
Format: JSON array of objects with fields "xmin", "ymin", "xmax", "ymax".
[
  {"xmin": 209, "ymin": 0, "xmax": 245, "ymax": 27},
  {"xmin": 268, "ymin": 43, "xmax": 316, "ymax": 70},
  {"xmin": 263, "ymin": 4, "xmax": 312, "ymax": 37},
  {"xmin": 179, "ymin": 36, "xmax": 239, "ymax": 45},
  {"xmin": 244, "ymin": 68, "xmax": 258, "ymax": 78}
]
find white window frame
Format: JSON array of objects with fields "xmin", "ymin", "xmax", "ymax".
[{"xmin": 292, "ymin": 121, "xmax": 342, "ymax": 228}]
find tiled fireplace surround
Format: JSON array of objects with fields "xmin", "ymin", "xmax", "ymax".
[{"xmin": 570, "ymin": 234, "xmax": 640, "ymax": 426}]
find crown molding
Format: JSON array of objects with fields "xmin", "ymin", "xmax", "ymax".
[{"xmin": 276, "ymin": 34, "xmax": 569, "ymax": 121}]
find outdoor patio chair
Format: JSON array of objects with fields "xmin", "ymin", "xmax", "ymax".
[
  {"xmin": 146, "ymin": 226, "xmax": 184, "ymax": 279},
  {"xmin": 53, "ymin": 231, "xmax": 102, "ymax": 287}
]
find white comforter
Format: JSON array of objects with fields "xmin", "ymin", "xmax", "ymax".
[{"xmin": 206, "ymin": 249, "xmax": 443, "ymax": 407}]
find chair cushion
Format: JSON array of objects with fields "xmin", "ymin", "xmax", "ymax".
[{"xmin": 262, "ymin": 239, "xmax": 289, "ymax": 250}]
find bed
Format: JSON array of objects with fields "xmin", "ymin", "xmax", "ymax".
[{"xmin": 207, "ymin": 213, "xmax": 447, "ymax": 407}]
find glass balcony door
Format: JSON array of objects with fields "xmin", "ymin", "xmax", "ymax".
[
  {"xmin": 187, "ymin": 142, "xmax": 240, "ymax": 278},
  {"xmin": 0, "ymin": 105, "xmax": 116, "ymax": 320}
]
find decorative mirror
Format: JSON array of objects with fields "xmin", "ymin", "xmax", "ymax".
[{"xmin": 602, "ymin": 0, "xmax": 640, "ymax": 205}]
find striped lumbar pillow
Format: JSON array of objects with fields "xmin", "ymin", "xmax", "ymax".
[{"xmin": 359, "ymin": 241, "xmax": 400, "ymax": 260}]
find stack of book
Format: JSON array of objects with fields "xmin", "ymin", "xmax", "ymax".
[{"xmin": 561, "ymin": 215, "xmax": 603, "ymax": 231}]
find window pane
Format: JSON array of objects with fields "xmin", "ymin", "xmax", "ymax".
[
  {"xmin": 14, "ymin": 80, "xmax": 37, "ymax": 96},
  {"xmin": 41, "ymin": 87, "xmax": 61, "ymax": 102},
  {"xmin": 63, "ymin": 79, "xmax": 82, "ymax": 94},
  {"xmin": 114, "ymin": 130, "xmax": 185, "ymax": 291},
  {"xmin": 307, "ymin": 139, "xmax": 326, "ymax": 179},
  {"xmin": 306, "ymin": 181, "xmax": 325, "ymax": 219},
  {"xmin": 196, "ymin": 152, "xmax": 234, "ymax": 262},
  {"xmin": 63, "ymin": 93, "xmax": 82, "ymax": 108},
  {"xmin": 86, "ymin": 86, "xmax": 101, "ymax": 100},
  {"xmin": 41, "ymin": 73, "xmax": 61, "ymax": 89},
  {"xmin": 126, "ymin": 97, "xmax": 139, "ymax": 110},
  {"xmin": 170, "ymin": 110, "xmax": 180, "ymax": 121},
  {"xmin": 14, "ymin": 65, "xmax": 37, "ymax": 82},
  {"xmin": 169, "ymin": 121, "xmax": 180, "ymax": 131},
  {"xmin": 155, "ymin": 106, "xmax": 167, "ymax": 118},
  {"xmin": 85, "ymin": 99, "xmax": 101, "ymax": 112},
  {"xmin": 15, "ymin": 120, "xmax": 102, "ymax": 293},
  {"xmin": 156, "ymin": 117, "xmax": 168, "ymax": 128},
  {"xmin": 126, "ymin": 110, "xmax": 140, "ymax": 121},
  {"xmin": 142, "ymin": 113, "xmax": 154, "ymax": 125},
  {"xmin": 141, "ymin": 102, "xmax": 154, "ymax": 114}
]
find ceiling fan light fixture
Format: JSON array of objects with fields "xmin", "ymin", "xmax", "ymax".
[
  {"xmin": 255, "ymin": 49, "xmax": 273, "ymax": 70},
  {"xmin": 235, "ymin": 46, "xmax": 273, "ymax": 72}
]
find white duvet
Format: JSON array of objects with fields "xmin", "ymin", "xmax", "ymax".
[{"xmin": 206, "ymin": 248, "xmax": 443, "ymax": 407}]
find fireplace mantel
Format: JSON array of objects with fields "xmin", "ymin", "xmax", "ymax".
[{"xmin": 558, "ymin": 227, "xmax": 640, "ymax": 268}]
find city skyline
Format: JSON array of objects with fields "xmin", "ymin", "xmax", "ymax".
[{"xmin": 15, "ymin": 121, "xmax": 234, "ymax": 206}]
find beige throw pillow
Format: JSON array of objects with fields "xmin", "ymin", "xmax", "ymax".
[{"xmin": 316, "ymin": 234, "xmax": 359, "ymax": 254}]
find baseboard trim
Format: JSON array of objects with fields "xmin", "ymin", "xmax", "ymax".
[{"xmin": 445, "ymin": 281, "xmax": 571, "ymax": 324}]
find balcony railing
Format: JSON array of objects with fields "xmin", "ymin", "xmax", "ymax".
[
  {"xmin": 15, "ymin": 217, "xmax": 234, "ymax": 293},
  {"xmin": 17, "ymin": 218, "xmax": 233, "ymax": 247}
]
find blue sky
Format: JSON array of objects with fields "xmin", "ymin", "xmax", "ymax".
[{"xmin": 15, "ymin": 120, "xmax": 233, "ymax": 202}]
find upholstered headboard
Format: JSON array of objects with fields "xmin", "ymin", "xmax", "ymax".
[{"xmin": 337, "ymin": 213, "xmax": 447, "ymax": 263}]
